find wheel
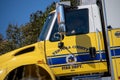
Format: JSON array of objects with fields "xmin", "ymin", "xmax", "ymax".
[{"xmin": 4, "ymin": 64, "xmax": 52, "ymax": 80}]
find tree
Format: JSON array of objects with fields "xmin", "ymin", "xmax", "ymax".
[
  {"xmin": 0, "ymin": 33, "xmax": 3, "ymax": 42},
  {"xmin": 30, "ymin": 10, "xmax": 44, "ymax": 40},
  {"xmin": 0, "ymin": 33, "xmax": 12, "ymax": 54},
  {"xmin": 6, "ymin": 24, "xmax": 22, "ymax": 49},
  {"xmin": 20, "ymin": 23, "xmax": 36, "ymax": 46}
]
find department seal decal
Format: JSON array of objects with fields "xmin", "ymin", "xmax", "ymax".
[{"xmin": 66, "ymin": 54, "xmax": 77, "ymax": 64}]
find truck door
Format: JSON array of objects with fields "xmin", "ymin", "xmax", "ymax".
[{"xmin": 45, "ymin": 6, "xmax": 104, "ymax": 76}]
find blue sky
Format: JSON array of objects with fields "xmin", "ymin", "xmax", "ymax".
[{"xmin": 0, "ymin": 0, "xmax": 59, "ymax": 38}]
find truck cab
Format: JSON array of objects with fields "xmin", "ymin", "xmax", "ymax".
[
  {"xmin": 38, "ymin": 1, "xmax": 120, "ymax": 79},
  {"xmin": 39, "ymin": 2, "xmax": 103, "ymax": 75}
]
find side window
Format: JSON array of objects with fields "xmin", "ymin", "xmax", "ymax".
[
  {"xmin": 50, "ymin": 9, "xmax": 89, "ymax": 42},
  {"xmin": 65, "ymin": 9, "xmax": 89, "ymax": 36}
]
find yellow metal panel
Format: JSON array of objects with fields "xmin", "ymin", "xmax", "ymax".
[
  {"xmin": 51, "ymin": 62, "xmax": 107, "ymax": 76},
  {"xmin": 113, "ymin": 58, "xmax": 120, "ymax": 80}
]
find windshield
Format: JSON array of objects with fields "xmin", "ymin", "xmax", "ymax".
[{"xmin": 39, "ymin": 13, "xmax": 54, "ymax": 41}]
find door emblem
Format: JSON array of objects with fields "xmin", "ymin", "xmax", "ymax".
[{"xmin": 66, "ymin": 54, "xmax": 77, "ymax": 64}]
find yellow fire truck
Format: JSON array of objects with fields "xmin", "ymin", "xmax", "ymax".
[{"xmin": 0, "ymin": 0, "xmax": 120, "ymax": 80}]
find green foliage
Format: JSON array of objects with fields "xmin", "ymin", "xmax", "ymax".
[
  {"xmin": 0, "ymin": 33, "xmax": 12, "ymax": 54},
  {"xmin": 0, "ymin": 33, "xmax": 3, "ymax": 42},
  {"xmin": 6, "ymin": 24, "xmax": 22, "ymax": 48}
]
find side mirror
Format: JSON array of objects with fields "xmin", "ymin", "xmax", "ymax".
[
  {"xmin": 56, "ymin": 3, "xmax": 66, "ymax": 48},
  {"xmin": 56, "ymin": 4, "xmax": 66, "ymax": 34},
  {"xmin": 89, "ymin": 47, "xmax": 96, "ymax": 58}
]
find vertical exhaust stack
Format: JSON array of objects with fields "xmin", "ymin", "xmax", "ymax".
[{"xmin": 100, "ymin": 0, "xmax": 115, "ymax": 79}]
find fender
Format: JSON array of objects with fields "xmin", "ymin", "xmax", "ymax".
[
  {"xmin": 0, "ymin": 42, "xmax": 55, "ymax": 80},
  {"xmin": 0, "ymin": 63, "xmax": 55, "ymax": 80}
]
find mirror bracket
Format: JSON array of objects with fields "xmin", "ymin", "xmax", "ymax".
[{"xmin": 58, "ymin": 42, "xmax": 64, "ymax": 49}]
